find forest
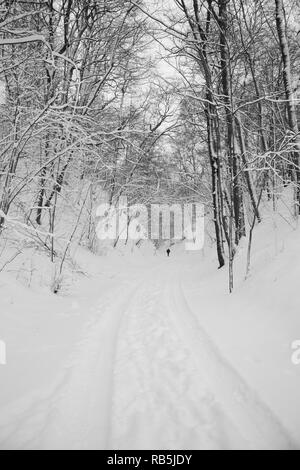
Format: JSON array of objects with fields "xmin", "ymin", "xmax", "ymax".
[
  {"xmin": 0, "ymin": 0, "xmax": 299, "ymax": 292},
  {"xmin": 0, "ymin": 0, "xmax": 300, "ymax": 452}
]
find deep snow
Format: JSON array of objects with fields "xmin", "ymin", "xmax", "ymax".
[{"xmin": 0, "ymin": 200, "xmax": 300, "ymax": 450}]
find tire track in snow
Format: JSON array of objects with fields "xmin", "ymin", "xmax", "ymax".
[
  {"xmin": 38, "ymin": 281, "xmax": 142, "ymax": 450},
  {"xmin": 166, "ymin": 270, "xmax": 296, "ymax": 450},
  {"xmin": 109, "ymin": 274, "xmax": 249, "ymax": 450},
  {"xmin": 0, "ymin": 264, "xmax": 167, "ymax": 450},
  {"xmin": 3, "ymin": 261, "xmax": 295, "ymax": 450}
]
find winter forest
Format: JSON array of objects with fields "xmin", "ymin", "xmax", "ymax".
[{"xmin": 0, "ymin": 0, "xmax": 300, "ymax": 451}]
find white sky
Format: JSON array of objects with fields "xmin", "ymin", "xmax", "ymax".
[{"xmin": 142, "ymin": 0, "xmax": 182, "ymax": 79}]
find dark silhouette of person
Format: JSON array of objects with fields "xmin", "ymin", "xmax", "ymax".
[{"xmin": 167, "ymin": 248, "xmax": 171, "ymax": 257}]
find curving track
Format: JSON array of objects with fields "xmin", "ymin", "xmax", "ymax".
[{"xmin": 0, "ymin": 260, "xmax": 296, "ymax": 450}]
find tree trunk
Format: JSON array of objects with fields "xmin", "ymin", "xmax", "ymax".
[
  {"xmin": 219, "ymin": 0, "xmax": 245, "ymax": 244},
  {"xmin": 235, "ymin": 117, "xmax": 261, "ymax": 223},
  {"xmin": 275, "ymin": 0, "xmax": 300, "ymax": 212},
  {"xmin": 206, "ymin": 101, "xmax": 226, "ymax": 268}
]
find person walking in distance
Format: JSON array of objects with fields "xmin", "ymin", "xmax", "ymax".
[{"xmin": 166, "ymin": 248, "xmax": 171, "ymax": 257}]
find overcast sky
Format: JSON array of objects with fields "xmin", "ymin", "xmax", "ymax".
[{"xmin": 142, "ymin": 0, "xmax": 183, "ymax": 81}]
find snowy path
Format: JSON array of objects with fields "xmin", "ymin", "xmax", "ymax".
[
  {"xmin": 110, "ymin": 274, "xmax": 244, "ymax": 450},
  {"xmin": 109, "ymin": 265, "xmax": 294, "ymax": 450},
  {"xmin": 0, "ymin": 260, "xmax": 296, "ymax": 450}
]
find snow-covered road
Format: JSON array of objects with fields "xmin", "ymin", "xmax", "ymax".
[
  {"xmin": 40, "ymin": 260, "xmax": 295, "ymax": 450},
  {"xmin": 110, "ymin": 271, "xmax": 244, "ymax": 450},
  {"xmin": 0, "ymin": 256, "xmax": 297, "ymax": 450},
  {"xmin": 109, "ymin": 264, "xmax": 294, "ymax": 450}
]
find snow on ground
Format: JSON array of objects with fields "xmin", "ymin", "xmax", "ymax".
[
  {"xmin": 0, "ymin": 198, "xmax": 300, "ymax": 450},
  {"xmin": 182, "ymin": 202, "xmax": 300, "ymax": 447}
]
